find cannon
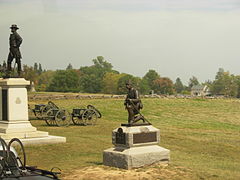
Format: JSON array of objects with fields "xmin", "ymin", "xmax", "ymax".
[
  {"xmin": 71, "ymin": 105, "xmax": 102, "ymax": 125},
  {"xmin": 0, "ymin": 138, "xmax": 60, "ymax": 179},
  {"xmin": 30, "ymin": 102, "xmax": 102, "ymax": 126},
  {"xmin": 31, "ymin": 101, "xmax": 71, "ymax": 127}
]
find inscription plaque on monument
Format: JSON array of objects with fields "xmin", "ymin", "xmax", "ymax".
[
  {"xmin": 115, "ymin": 128, "xmax": 126, "ymax": 145},
  {"xmin": 133, "ymin": 132, "xmax": 157, "ymax": 144}
]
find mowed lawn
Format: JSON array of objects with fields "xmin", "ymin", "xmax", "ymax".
[{"xmin": 27, "ymin": 97, "xmax": 240, "ymax": 179}]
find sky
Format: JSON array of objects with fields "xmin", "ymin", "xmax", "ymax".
[{"xmin": 0, "ymin": 0, "xmax": 240, "ymax": 84}]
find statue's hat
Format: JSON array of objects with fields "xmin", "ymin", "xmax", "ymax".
[{"xmin": 10, "ymin": 24, "xmax": 19, "ymax": 29}]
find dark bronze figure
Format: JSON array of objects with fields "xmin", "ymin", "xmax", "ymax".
[
  {"xmin": 7, "ymin": 24, "xmax": 23, "ymax": 77},
  {"xmin": 124, "ymin": 81, "xmax": 150, "ymax": 125}
]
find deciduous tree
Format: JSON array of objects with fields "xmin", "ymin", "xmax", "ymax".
[
  {"xmin": 188, "ymin": 76, "xmax": 199, "ymax": 89},
  {"xmin": 153, "ymin": 77, "xmax": 174, "ymax": 95},
  {"xmin": 102, "ymin": 72, "xmax": 123, "ymax": 94},
  {"xmin": 174, "ymin": 77, "xmax": 184, "ymax": 93},
  {"xmin": 117, "ymin": 74, "xmax": 141, "ymax": 94},
  {"xmin": 143, "ymin": 70, "xmax": 160, "ymax": 90},
  {"xmin": 79, "ymin": 56, "xmax": 115, "ymax": 93},
  {"xmin": 47, "ymin": 70, "xmax": 80, "ymax": 92}
]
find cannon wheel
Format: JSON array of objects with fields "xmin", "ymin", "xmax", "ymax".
[
  {"xmin": 8, "ymin": 138, "xmax": 26, "ymax": 169},
  {"xmin": 82, "ymin": 109, "xmax": 98, "ymax": 125},
  {"xmin": 55, "ymin": 110, "xmax": 71, "ymax": 127},
  {"xmin": 48, "ymin": 101, "xmax": 59, "ymax": 109},
  {"xmin": 34, "ymin": 105, "xmax": 46, "ymax": 120},
  {"xmin": 41, "ymin": 104, "xmax": 52, "ymax": 119},
  {"xmin": 44, "ymin": 109, "xmax": 56, "ymax": 126},
  {"xmin": 72, "ymin": 115, "xmax": 85, "ymax": 125},
  {"xmin": 34, "ymin": 110, "xmax": 43, "ymax": 120},
  {"xmin": 87, "ymin": 105, "xmax": 102, "ymax": 118},
  {"xmin": 0, "ymin": 138, "xmax": 9, "ymax": 176}
]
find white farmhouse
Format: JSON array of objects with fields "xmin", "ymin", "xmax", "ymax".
[{"xmin": 191, "ymin": 85, "xmax": 211, "ymax": 97}]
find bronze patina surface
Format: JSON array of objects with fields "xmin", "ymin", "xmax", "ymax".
[
  {"xmin": 115, "ymin": 128, "xmax": 126, "ymax": 145},
  {"xmin": 133, "ymin": 132, "xmax": 157, "ymax": 144},
  {"xmin": 124, "ymin": 81, "xmax": 151, "ymax": 126},
  {"xmin": 6, "ymin": 24, "xmax": 23, "ymax": 77}
]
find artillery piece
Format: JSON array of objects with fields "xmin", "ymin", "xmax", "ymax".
[
  {"xmin": 31, "ymin": 101, "xmax": 71, "ymax": 127},
  {"xmin": 30, "ymin": 101, "xmax": 102, "ymax": 126},
  {"xmin": 0, "ymin": 138, "xmax": 60, "ymax": 179},
  {"xmin": 71, "ymin": 105, "xmax": 102, "ymax": 126}
]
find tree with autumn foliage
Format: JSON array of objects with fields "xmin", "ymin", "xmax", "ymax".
[{"xmin": 153, "ymin": 77, "xmax": 174, "ymax": 95}]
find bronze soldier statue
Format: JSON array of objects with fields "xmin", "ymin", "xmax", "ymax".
[
  {"xmin": 7, "ymin": 24, "xmax": 23, "ymax": 77},
  {"xmin": 124, "ymin": 81, "xmax": 144, "ymax": 124}
]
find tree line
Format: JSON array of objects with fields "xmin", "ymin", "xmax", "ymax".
[{"xmin": 1, "ymin": 57, "xmax": 240, "ymax": 97}]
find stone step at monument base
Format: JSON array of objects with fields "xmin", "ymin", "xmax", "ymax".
[
  {"xmin": 0, "ymin": 130, "xmax": 48, "ymax": 139},
  {"xmin": 4, "ymin": 135, "xmax": 66, "ymax": 145},
  {"xmin": 103, "ymin": 145, "xmax": 170, "ymax": 169},
  {"xmin": 0, "ymin": 120, "xmax": 37, "ymax": 133}
]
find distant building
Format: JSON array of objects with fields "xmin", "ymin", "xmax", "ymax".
[{"xmin": 191, "ymin": 85, "xmax": 211, "ymax": 97}]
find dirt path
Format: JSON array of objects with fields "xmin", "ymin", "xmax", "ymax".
[{"xmin": 62, "ymin": 164, "xmax": 197, "ymax": 180}]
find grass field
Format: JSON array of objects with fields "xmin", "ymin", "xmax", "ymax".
[{"xmin": 26, "ymin": 97, "xmax": 240, "ymax": 179}]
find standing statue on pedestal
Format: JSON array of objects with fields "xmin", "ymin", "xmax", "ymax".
[
  {"xmin": 7, "ymin": 24, "xmax": 23, "ymax": 77},
  {"xmin": 124, "ymin": 81, "xmax": 151, "ymax": 125}
]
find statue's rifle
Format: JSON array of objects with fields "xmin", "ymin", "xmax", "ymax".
[{"xmin": 128, "ymin": 99, "xmax": 151, "ymax": 124}]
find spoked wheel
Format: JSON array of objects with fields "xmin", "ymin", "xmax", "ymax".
[
  {"xmin": 35, "ymin": 107, "xmax": 46, "ymax": 120},
  {"xmin": 55, "ymin": 110, "xmax": 71, "ymax": 127},
  {"xmin": 33, "ymin": 104, "xmax": 47, "ymax": 120},
  {"xmin": 0, "ymin": 138, "xmax": 9, "ymax": 176},
  {"xmin": 44, "ymin": 109, "xmax": 56, "ymax": 126},
  {"xmin": 7, "ymin": 138, "xmax": 26, "ymax": 169},
  {"xmin": 72, "ymin": 115, "xmax": 85, "ymax": 125},
  {"xmin": 34, "ymin": 111, "xmax": 43, "ymax": 120},
  {"xmin": 82, "ymin": 109, "xmax": 98, "ymax": 125},
  {"xmin": 41, "ymin": 105, "xmax": 51, "ymax": 119},
  {"xmin": 87, "ymin": 105, "xmax": 102, "ymax": 118},
  {"xmin": 48, "ymin": 101, "xmax": 58, "ymax": 109}
]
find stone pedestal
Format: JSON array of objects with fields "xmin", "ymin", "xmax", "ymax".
[
  {"xmin": 103, "ymin": 125, "xmax": 170, "ymax": 169},
  {"xmin": 0, "ymin": 78, "xmax": 66, "ymax": 144}
]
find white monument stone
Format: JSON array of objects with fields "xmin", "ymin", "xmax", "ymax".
[
  {"xmin": 0, "ymin": 78, "xmax": 66, "ymax": 144},
  {"xmin": 103, "ymin": 125, "xmax": 170, "ymax": 169}
]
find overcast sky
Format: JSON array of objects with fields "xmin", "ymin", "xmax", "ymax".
[{"xmin": 0, "ymin": 0, "xmax": 240, "ymax": 84}]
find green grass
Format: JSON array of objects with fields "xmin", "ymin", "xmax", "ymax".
[{"xmin": 27, "ymin": 98, "xmax": 240, "ymax": 179}]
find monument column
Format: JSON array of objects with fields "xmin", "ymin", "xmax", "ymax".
[{"xmin": 0, "ymin": 78, "xmax": 47, "ymax": 139}]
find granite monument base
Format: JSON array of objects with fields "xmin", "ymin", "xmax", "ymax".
[{"xmin": 103, "ymin": 125, "xmax": 170, "ymax": 169}]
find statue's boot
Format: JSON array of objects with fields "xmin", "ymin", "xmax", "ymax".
[
  {"xmin": 17, "ymin": 59, "xmax": 22, "ymax": 77},
  {"xmin": 128, "ymin": 119, "xmax": 135, "ymax": 125},
  {"xmin": 5, "ymin": 63, "xmax": 12, "ymax": 78},
  {"xmin": 7, "ymin": 63, "xmax": 12, "ymax": 71},
  {"xmin": 132, "ymin": 115, "xmax": 143, "ymax": 124}
]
